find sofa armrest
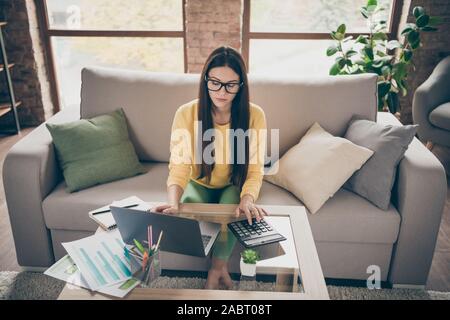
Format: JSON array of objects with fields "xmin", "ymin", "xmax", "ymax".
[
  {"xmin": 377, "ymin": 112, "xmax": 447, "ymax": 286},
  {"xmin": 2, "ymin": 106, "xmax": 80, "ymax": 267},
  {"xmin": 413, "ymin": 56, "xmax": 450, "ymax": 144}
]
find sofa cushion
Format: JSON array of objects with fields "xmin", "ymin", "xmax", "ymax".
[
  {"xmin": 343, "ymin": 118, "xmax": 418, "ymax": 210},
  {"xmin": 257, "ymin": 181, "xmax": 400, "ymax": 244},
  {"xmin": 46, "ymin": 108, "xmax": 147, "ymax": 192},
  {"xmin": 429, "ymin": 102, "xmax": 450, "ymax": 130},
  {"xmin": 43, "ymin": 162, "xmax": 168, "ymax": 231},
  {"xmin": 43, "ymin": 162, "xmax": 400, "ymax": 245},
  {"xmin": 264, "ymin": 122, "xmax": 374, "ymax": 214}
]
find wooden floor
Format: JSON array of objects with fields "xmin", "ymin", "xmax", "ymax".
[{"xmin": 0, "ymin": 127, "xmax": 449, "ymax": 291}]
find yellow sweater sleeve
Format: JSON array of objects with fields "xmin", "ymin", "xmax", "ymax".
[
  {"xmin": 167, "ymin": 105, "xmax": 193, "ymax": 190},
  {"xmin": 240, "ymin": 105, "xmax": 267, "ymax": 202}
]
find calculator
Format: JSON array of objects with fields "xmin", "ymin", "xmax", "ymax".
[{"xmin": 227, "ymin": 218, "xmax": 287, "ymax": 248}]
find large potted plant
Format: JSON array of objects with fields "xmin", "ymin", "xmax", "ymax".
[{"xmin": 326, "ymin": 0, "xmax": 440, "ymax": 113}]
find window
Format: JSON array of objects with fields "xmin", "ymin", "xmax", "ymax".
[
  {"xmin": 37, "ymin": 0, "xmax": 186, "ymax": 111},
  {"xmin": 243, "ymin": 0, "xmax": 401, "ymax": 75}
]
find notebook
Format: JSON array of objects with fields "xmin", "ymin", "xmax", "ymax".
[{"xmin": 88, "ymin": 196, "xmax": 150, "ymax": 231}]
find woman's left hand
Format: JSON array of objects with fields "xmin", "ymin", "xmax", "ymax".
[{"xmin": 235, "ymin": 194, "xmax": 268, "ymax": 225}]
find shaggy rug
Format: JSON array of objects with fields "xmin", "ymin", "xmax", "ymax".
[{"xmin": 1, "ymin": 271, "xmax": 449, "ymax": 300}]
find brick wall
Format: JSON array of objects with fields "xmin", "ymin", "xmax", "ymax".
[
  {"xmin": 0, "ymin": 0, "xmax": 53, "ymax": 129},
  {"xmin": 398, "ymin": 0, "xmax": 450, "ymax": 124},
  {"xmin": 185, "ymin": 0, "xmax": 243, "ymax": 73}
]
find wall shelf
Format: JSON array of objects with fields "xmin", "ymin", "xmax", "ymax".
[{"xmin": 0, "ymin": 21, "xmax": 21, "ymax": 134}]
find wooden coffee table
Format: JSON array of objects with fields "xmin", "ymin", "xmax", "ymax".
[{"xmin": 58, "ymin": 203, "xmax": 329, "ymax": 300}]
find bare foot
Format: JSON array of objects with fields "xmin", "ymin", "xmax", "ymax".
[
  {"xmin": 219, "ymin": 270, "xmax": 233, "ymax": 289},
  {"xmin": 206, "ymin": 258, "xmax": 233, "ymax": 290},
  {"xmin": 205, "ymin": 268, "xmax": 221, "ymax": 289}
]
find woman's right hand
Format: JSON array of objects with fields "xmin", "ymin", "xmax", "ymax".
[{"xmin": 150, "ymin": 204, "xmax": 179, "ymax": 214}]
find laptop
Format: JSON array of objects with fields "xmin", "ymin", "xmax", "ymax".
[{"xmin": 110, "ymin": 206, "xmax": 221, "ymax": 257}]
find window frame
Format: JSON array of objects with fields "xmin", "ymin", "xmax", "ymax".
[
  {"xmin": 242, "ymin": 0, "xmax": 404, "ymax": 69},
  {"xmin": 35, "ymin": 0, "xmax": 187, "ymax": 112}
]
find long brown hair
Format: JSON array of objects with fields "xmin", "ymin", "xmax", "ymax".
[{"xmin": 197, "ymin": 46, "xmax": 250, "ymax": 190}]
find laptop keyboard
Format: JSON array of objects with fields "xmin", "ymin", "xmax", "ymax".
[{"xmin": 201, "ymin": 235, "xmax": 212, "ymax": 248}]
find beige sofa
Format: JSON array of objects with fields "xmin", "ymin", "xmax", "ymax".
[{"xmin": 3, "ymin": 66, "xmax": 447, "ymax": 287}]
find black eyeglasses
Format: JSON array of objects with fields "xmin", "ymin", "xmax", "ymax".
[{"xmin": 204, "ymin": 76, "xmax": 243, "ymax": 94}]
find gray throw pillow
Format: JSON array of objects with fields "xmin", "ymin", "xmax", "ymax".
[{"xmin": 343, "ymin": 117, "xmax": 418, "ymax": 210}]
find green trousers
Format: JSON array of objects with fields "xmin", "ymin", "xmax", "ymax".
[{"xmin": 180, "ymin": 180, "xmax": 239, "ymax": 260}]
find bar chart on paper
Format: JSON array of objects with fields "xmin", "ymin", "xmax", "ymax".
[{"xmin": 62, "ymin": 231, "xmax": 132, "ymax": 291}]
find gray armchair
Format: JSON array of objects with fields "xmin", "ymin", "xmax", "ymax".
[{"xmin": 413, "ymin": 55, "xmax": 450, "ymax": 149}]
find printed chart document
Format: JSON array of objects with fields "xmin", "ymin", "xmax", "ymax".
[
  {"xmin": 44, "ymin": 254, "xmax": 140, "ymax": 298},
  {"xmin": 62, "ymin": 231, "xmax": 133, "ymax": 291}
]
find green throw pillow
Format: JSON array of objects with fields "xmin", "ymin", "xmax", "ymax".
[{"xmin": 46, "ymin": 108, "xmax": 147, "ymax": 192}]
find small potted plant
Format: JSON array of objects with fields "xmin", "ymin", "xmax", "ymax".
[{"xmin": 240, "ymin": 249, "xmax": 260, "ymax": 277}]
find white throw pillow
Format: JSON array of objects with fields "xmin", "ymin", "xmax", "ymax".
[{"xmin": 264, "ymin": 122, "xmax": 374, "ymax": 214}]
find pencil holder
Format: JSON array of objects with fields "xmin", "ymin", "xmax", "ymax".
[{"xmin": 126, "ymin": 246, "xmax": 161, "ymax": 287}]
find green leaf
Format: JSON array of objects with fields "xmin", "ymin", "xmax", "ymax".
[
  {"xmin": 326, "ymin": 45, "xmax": 338, "ymax": 56},
  {"xmin": 413, "ymin": 6, "xmax": 425, "ymax": 19},
  {"xmin": 403, "ymin": 49, "xmax": 413, "ymax": 62},
  {"xmin": 349, "ymin": 65, "xmax": 361, "ymax": 74},
  {"xmin": 398, "ymin": 80, "xmax": 408, "ymax": 96},
  {"xmin": 367, "ymin": 0, "xmax": 377, "ymax": 6},
  {"xmin": 329, "ymin": 62, "xmax": 341, "ymax": 75},
  {"xmin": 387, "ymin": 40, "xmax": 402, "ymax": 50},
  {"xmin": 407, "ymin": 30, "xmax": 419, "ymax": 44},
  {"xmin": 330, "ymin": 31, "xmax": 338, "ymax": 40},
  {"xmin": 356, "ymin": 35, "xmax": 369, "ymax": 44},
  {"xmin": 381, "ymin": 66, "xmax": 391, "ymax": 77},
  {"xmin": 373, "ymin": 60, "xmax": 384, "ymax": 68},
  {"xmin": 346, "ymin": 49, "xmax": 358, "ymax": 57},
  {"xmin": 378, "ymin": 81, "xmax": 391, "ymax": 97},
  {"xmin": 331, "ymin": 31, "xmax": 344, "ymax": 41},
  {"xmin": 392, "ymin": 62, "xmax": 407, "ymax": 83},
  {"xmin": 374, "ymin": 23, "xmax": 388, "ymax": 33},
  {"xmin": 360, "ymin": 7, "xmax": 369, "ymax": 18},
  {"xmin": 337, "ymin": 24, "xmax": 346, "ymax": 35},
  {"xmin": 387, "ymin": 92, "xmax": 399, "ymax": 113},
  {"xmin": 363, "ymin": 47, "xmax": 374, "ymax": 60},
  {"xmin": 401, "ymin": 27, "xmax": 414, "ymax": 35},
  {"xmin": 372, "ymin": 32, "xmax": 388, "ymax": 40},
  {"xmin": 428, "ymin": 16, "xmax": 443, "ymax": 26},
  {"xmin": 410, "ymin": 39, "xmax": 420, "ymax": 50},
  {"xmin": 338, "ymin": 57, "xmax": 347, "ymax": 68},
  {"xmin": 416, "ymin": 14, "xmax": 430, "ymax": 28},
  {"xmin": 421, "ymin": 26, "xmax": 438, "ymax": 32}
]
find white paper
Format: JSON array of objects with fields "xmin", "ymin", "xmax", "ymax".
[
  {"xmin": 89, "ymin": 196, "xmax": 151, "ymax": 230},
  {"xmin": 44, "ymin": 254, "xmax": 140, "ymax": 298},
  {"xmin": 62, "ymin": 232, "xmax": 133, "ymax": 291}
]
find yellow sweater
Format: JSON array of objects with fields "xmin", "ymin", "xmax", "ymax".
[{"xmin": 167, "ymin": 99, "xmax": 267, "ymax": 201}]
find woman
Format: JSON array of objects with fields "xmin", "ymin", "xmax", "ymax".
[{"xmin": 153, "ymin": 46, "xmax": 268, "ymax": 289}]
